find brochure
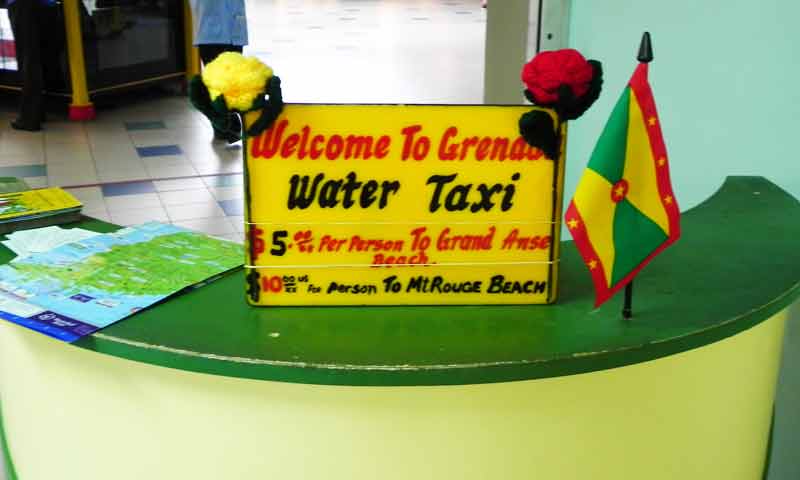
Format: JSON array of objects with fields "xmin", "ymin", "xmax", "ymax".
[{"xmin": 0, "ymin": 222, "xmax": 243, "ymax": 342}]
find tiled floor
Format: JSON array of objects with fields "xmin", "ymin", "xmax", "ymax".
[{"xmin": 0, "ymin": 0, "xmax": 486, "ymax": 246}]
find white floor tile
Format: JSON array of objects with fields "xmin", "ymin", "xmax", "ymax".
[
  {"xmin": 173, "ymin": 217, "xmax": 235, "ymax": 236},
  {"xmin": 0, "ymin": 140, "xmax": 44, "ymax": 162},
  {"xmin": 142, "ymin": 155, "xmax": 191, "ymax": 169},
  {"xmin": 25, "ymin": 176, "xmax": 49, "ymax": 189},
  {"xmin": 165, "ymin": 200, "xmax": 226, "ymax": 221},
  {"xmin": 87, "ymin": 133, "xmax": 132, "ymax": 150},
  {"xmin": 129, "ymin": 130, "xmax": 179, "ymax": 147},
  {"xmin": 227, "ymin": 215, "xmax": 245, "ymax": 233},
  {"xmin": 192, "ymin": 163, "xmax": 243, "ymax": 176},
  {"xmin": 46, "ymin": 146, "xmax": 93, "ymax": 164},
  {"xmin": 44, "ymin": 129, "xmax": 88, "ymax": 145},
  {"xmin": 162, "ymin": 114, "xmax": 208, "ymax": 129},
  {"xmin": 208, "ymin": 185, "xmax": 245, "ymax": 201},
  {"xmin": 105, "ymin": 193, "xmax": 163, "ymax": 212},
  {"xmin": 85, "ymin": 122, "xmax": 128, "ymax": 135},
  {"xmin": 45, "ymin": 157, "xmax": 95, "ymax": 171},
  {"xmin": 95, "ymin": 161, "xmax": 147, "ymax": 175},
  {"xmin": 47, "ymin": 172, "xmax": 99, "ymax": 188},
  {"xmin": 110, "ymin": 207, "xmax": 169, "ymax": 226},
  {"xmin": 0, "ymin": 130, "xmax": 44, "ymax": 146},
  {"xmin": 0, "ymin": 155, "xmax": 45, "ymax": 166},
  {"xmin": 180, "ymin": 143, "xmax": 228, "ymax": 160},
  {"xmin": 172, "ymin": 127, "xmax": 214, "ymax": 143},
  {"xmin": 153, "ymin": 177, "xmax": 207, "ymax": 191},
  {"xmin": 145, "ymin": 164, "xmax": 199, "ymax": 179},
  {"xmin": 46, "ymin": 163, "xmax": 97, "ymax": 180},
  {"xmin": 82, "ymin": 207, "xmax": 112, "ymax": 222},
  {"xmin": 91, "ymin": 144, "xmax": 141, "ymax": 162},
  {"xmin": 66, "ymin": 186, "xmax": 106, "ymax": 209},
  {"xmin": 44, "ymin": 121, "xmax": 85, "ymax": 132},
  {"xmin": 97, "ymin": 170, "xmax": 150, "ymax": 183},
  {"xmin": 158, "ymin": 188, "xmax": 216, "ymax": 206},
  {"xmin": 202, "ymin": 175, "xmax": 244, "ymax": 187},
  {"xmin": 93, "ymin": 152, "xmax": 145, "ymax": 168},
  {"xmin": 191, "ymin": 163, "xmax": 227, "ymax": 175}
]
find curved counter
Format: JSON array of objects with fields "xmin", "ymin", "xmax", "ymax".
[{"xmin": 0, "ymin": 176, "xmax": 797, "ymax": 479}]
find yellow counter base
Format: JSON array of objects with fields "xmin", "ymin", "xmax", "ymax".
[{"xmin": 0, "ymin": 310, "xmax": 787, "ymax": 480}]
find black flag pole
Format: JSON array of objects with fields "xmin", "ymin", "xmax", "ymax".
[
  {"xmin": 638, "ymin": 31, "xmax": 653, "ymax": 63},
  {"xmin": 623, "ymin": 282, "xmax": 634, "ymax": 320},
  {"xmin": 623, "ymin": 32, "xmax": 653, "ymax": 321}
]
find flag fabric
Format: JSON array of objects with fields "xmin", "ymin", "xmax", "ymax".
[{"xmin": 566, "ymin": 62, "xmax": 680, "ymax": 307}]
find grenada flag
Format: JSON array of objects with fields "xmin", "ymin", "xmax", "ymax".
[{"xmin": 565, "ymin": 62, "xmax": 680, "ymax": 307}]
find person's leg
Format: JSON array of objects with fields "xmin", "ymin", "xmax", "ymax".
[
  {"xmin": 40, "ymin": 2, "xmax": 67, "ymax": 94},
  {"xmin": 199, "ymin": 44, "xmax": 228, "ymax": 66},
  {"xmin": 198, "ymin": 44, "xmax": 244, "ymax": 65},
  {"xmin": 224, "ymin": 45, "xmax": 244, "ymax": 55},
  {"xmin": 8, "ymin": 0, "xmax": 45, "ymax": 130}
]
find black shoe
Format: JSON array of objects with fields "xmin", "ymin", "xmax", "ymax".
[
  {"xmin": 213, "ymin": 129, "xmax": 241, "ymax": 144},
  {"xmin": 10, "ymin": 120, "xmax": 42, "ymax": 132},
  {"xmin": 212, "ymin": 130, "xmax": 227, "ymax": 142}
]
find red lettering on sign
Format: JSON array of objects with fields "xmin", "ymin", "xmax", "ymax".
[
  {"xmin": 249, "ymin": 226, "xmax": 265, "ymax": 261},
  {"xmin": 251, "ymin": 119, "xmax": 392, "ymax": 161},
  {"xmin": 437, "ymin": 128, "xmax": 545, "ymax": 161},
  {"xmin": 260, "ymin": 275, "xmax": 284, "ymax": 293}
]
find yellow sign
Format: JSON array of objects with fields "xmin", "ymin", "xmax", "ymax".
[{"xmin": 243, "ymin": 104, "xmax": 565, "ymax": 306}]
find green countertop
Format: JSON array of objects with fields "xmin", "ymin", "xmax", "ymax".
[{"xmin": 10, "ymin": 176, "xmax": 798, "ymax": 386}]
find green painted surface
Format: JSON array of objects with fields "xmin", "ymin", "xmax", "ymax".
[{"xmin": 2, "ymin": 177, "xmax": 794, "ymax": 386}]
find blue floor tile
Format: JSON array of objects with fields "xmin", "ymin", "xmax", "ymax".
[
  {"xmin": 0, "ymin": 165, "xmax": 47, "ymax": 178},
  {"xmin": 125, "ymin": 121, "xmax": 166, "ymax": 131},
  {"xmin": 218, "ymin": 199, "xmax": 244, "ymax": 216},
  {"xmin": 136, "ymin": 145, "xmax": 183, "ymax": 157},
  {"xmin": 101, "ymin": 181, "xmax": 157, "ymax": 197}
]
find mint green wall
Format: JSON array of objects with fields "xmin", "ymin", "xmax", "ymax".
[{"xmin": 565, "ymin": 0, "xmax": 800, "ymax": 211}]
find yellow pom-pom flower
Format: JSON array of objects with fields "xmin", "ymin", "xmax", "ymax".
[{"xmin": 201, "ymin": 52, "xmax": 273, "ymax": 112}]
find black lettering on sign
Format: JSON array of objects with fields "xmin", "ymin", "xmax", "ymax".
[
  {"xmin": 405, "ymin": 275, "xmax": 483, "ymax": 293},
  {"xmin": 486, "ymin": 275, "xmax": 546, "ymax": 294},
  {"xmin": 288, "ymin": 172, "xmax": 400, "ymax": 210},
  {"xmin": 326, "ymin": 282, "xmax": 378, "ymax": 295},
  {"xmin": 426, "ymin": 173, "xmax": 520, "ymax": 213}
]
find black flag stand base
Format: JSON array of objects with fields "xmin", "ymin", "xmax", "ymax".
[{"xmin": 622, "ymin": 282, "xmax": 634, "ymax": 320}]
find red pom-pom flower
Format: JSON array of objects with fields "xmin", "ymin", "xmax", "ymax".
[
  {"xmin": 518, "ymin": 49, "xmax": 602, "ymax": 157},
  {"xmin": 521, "ymin": 49, "xmax": 595, "ymax": 105}
]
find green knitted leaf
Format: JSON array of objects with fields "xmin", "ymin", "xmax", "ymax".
[{"xmin": 246, "ymin": 76, "xmax": 284, "ymax": 137}]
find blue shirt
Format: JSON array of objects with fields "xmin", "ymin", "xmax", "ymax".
[{"xmin": 188, "ymin": 0, "xmax": 248, "ymax": 47}]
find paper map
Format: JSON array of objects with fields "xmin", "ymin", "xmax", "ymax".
[{"xmin": 0, "ymin": 222, "xmax": 243, "ymax": 342}]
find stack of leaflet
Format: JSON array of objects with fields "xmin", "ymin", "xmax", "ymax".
[{"xmin": 0, "ymin": 187, "xmax": 83, "ymax": 234}]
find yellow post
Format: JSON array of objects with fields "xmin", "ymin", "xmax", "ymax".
[
  {"xmin": 62, "ymin": 0, "xmax": 95, "ymax": 120},
  {"xmin": 184, "ymin": 0, "xmax": 200, "ymax": 80}
]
